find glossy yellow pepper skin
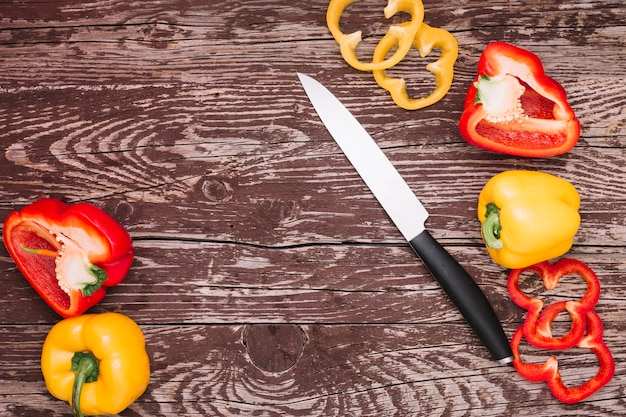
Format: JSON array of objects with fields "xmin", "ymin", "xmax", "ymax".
[
  {"xmin": 372, "ymin": 22, "xmax": 458, "ymax": 110},
  {"xmin": 41, "ymin": 312, "xmax": 150, "ymax": 417},
  {"xmin": 478, "ymin": 170, "xmax": 580, "ymax": 269},
  {"xmin": 326, "ymin": 0, "xmax": 424, "ymax": 71}
]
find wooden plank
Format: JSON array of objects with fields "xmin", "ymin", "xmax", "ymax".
[
  {"xmin": 2, "ymin": 244, "xmax": 624, "ymax": 327},
  {"xmin": 0, "ymin": 324, "xmax": 624, "ymax": 416}
]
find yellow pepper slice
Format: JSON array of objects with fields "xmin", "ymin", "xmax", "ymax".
[
  {"xmin": 326, "ymin": 0, "xmax": 425, "ymax": 71},
  {"xmin": 478, "ymin": 170, "xmax": 581, "ymax": 269},
  {"xmin": 372, "ymin": 22, "xmax": 458, "ymax": 110},
  {"xmin": 41, "ymin": 312, "xmax": 150, "ymax": 417}
]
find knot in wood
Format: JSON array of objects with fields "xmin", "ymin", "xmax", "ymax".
[
  {"xmin": 243, "ymin": 324, "xmax": 307, "ymax": 373},
  {"xmin": 113, "ymin": 200, "xmax": 134, "ymax": 221},
  {"xmin": 201, "ymin": 179, "xmax": 233, "ymax": 202}
]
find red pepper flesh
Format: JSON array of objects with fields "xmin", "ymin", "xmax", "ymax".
[
  {"xmin": 459, "ymin": 42, "xmax": 580, "ymax": 157},
  {"xmin": 508, "ymin": 259, "xmax": 600, "ymax": 350},
  {"xmin": 3, "ymin": 198, "xmax": 134, "ymax": 317},
  {"xmin": 511, "ymin": 303, "xmax": 614, "ymax": 404}
]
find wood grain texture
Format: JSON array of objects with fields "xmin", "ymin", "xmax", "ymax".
[{"xmin": 1, "ymin": 0, "xmax": 625, "ymax": 416}]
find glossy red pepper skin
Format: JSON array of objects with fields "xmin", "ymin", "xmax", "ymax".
[
  {"xmin": 511, "ymin": 303, "xmax": 614, "ymax": 404},
  {"xmin": 459, "ymin": 42, "xmax": 580, "ymax": 157},
  {"xmin": 3, "ymin": 198, "xmax": 134, "ymax": 317},
  {"xmin": 508, "ymin": 259, "xmax": 614, "ymax": 403},
  {"xmin": 508, "ymin": 259, "xmax": 600, "ymax": 350}
]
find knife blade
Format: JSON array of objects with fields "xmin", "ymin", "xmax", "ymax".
[{"xmin": 298, "ymin": 73, "xmax": 513, "ymax": 364}]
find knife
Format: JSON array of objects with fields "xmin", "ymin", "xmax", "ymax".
[{"xmin": 297, "ymin": 73, "xmax": 513, "ymax": 364}]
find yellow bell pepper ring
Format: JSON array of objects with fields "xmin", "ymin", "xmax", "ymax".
[
  {"xmin": 372, "ymin": 22, "xmax": 458, "ymax": 110},
  {"xmin": 41, "ymin": 312, "xmax": 150, "ymax": 417},
  {"xmin": 477, "ymin": 170, "xmax": 581, "ymax": 269},
  {"xmin": 326, "ymin": 0, "xmax": 424, "ymax": 71}
]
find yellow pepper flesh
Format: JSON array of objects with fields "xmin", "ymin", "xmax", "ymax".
[
  {"xmin": 326, "ymin": 0, "xmax": 425, "ymax": 71},
  {"xmin": 372, "ymin": 22, "xmax": 458, "ymax": 110},
  {"xmin": 326, "ymin": 0, "xmax": 458, "ymax": 110},
  {"xmin": 41, "ymin": 312, "xmax": 150, "ymax": 416},
  {"xmin": 477, "ymin": 170, "xmax": 580, "ymax": 269}
]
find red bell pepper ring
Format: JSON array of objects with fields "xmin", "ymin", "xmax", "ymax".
[
  {"xmin": 459, "ymin": 42, "xmax": 581, "ymax": 157},
  {"xmin": 3, "ymin": 198, "xmax": 134, "ymax": 318},
  {"xmin": 511, "ymin": 302, "xmax": 615, "ymax": 404},
  {"xmin": 508, "ymin": 259, "xmax": 600, "ymax": 350}
]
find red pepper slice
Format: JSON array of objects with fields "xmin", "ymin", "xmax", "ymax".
[
  {"xmin": 511, "ymin": 303, "xmax": 615, "ymax": 404},
  {"xmin": 508, "ymin": 259, "xmax": 600, "ymax": 350},
  {"xmin": 459, "ymin": 42, "xmax": 580, "ymax": 157},
  {"xmin": 3, "ymin": 198, "xmax": 134, "ymax": 317}
]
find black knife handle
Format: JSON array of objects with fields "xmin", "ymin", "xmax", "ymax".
[{"xmin": 409, "ymin": 230, "xmax": 513, "ymax": 363}]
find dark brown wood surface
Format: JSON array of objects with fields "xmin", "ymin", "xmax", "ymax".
[{"xmin": 1, "ymin": 1, "xmax": 624, "ymax": 416}]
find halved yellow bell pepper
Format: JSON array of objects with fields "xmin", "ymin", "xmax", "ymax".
[
  {"xmin": 372, "ymin": 22, "xmax": 458, "ymax": 110},
  {"xmin": 478, "ymin": 170, "xmax": 580, "ymax": 269},
  {"xmin": 41, "ymin": 312, "xmax": 150, "ymax": 417},
  {"xmin": 326, "ymin": 0, "xmax": 424, "ymax": 71}
]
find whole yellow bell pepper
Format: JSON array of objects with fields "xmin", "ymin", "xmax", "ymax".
[
  {"xmin": 478, "ymin": 170, "xmax": 580, "ymax": 269},
  {"xmin": 41, "ymin": 312, "xmax": 150, "ymax": 417}
]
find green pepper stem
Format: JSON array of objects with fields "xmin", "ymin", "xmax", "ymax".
[
  {"xmin": 482, "ymin": 203, "xmax": 504, "ymax": 250},
  {"xmin": 71, "ymin": 351, "xmax": 100, "ymax": 417}
]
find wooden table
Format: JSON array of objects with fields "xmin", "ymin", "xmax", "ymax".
[{"xmin": 1, "ymin": 1, "xmax": 624, "ymax": 415}]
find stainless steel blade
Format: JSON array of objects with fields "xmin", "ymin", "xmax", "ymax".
[{"xmin": 297, "ymin": 73, "xmax": 428, "ymax": 241}]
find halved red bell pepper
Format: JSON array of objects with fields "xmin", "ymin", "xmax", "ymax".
[
  {"xmin": 459, "ymin": 42, "xmax": 580, "ymax": 157},
  {"xmin": 3, "ymin": 198, "xmax": 134, "ymax": 317}
]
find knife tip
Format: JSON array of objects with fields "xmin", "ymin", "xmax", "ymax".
[{"xmin": 296, "ymin": 72, "xmax": 311, "ymax": 84}]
